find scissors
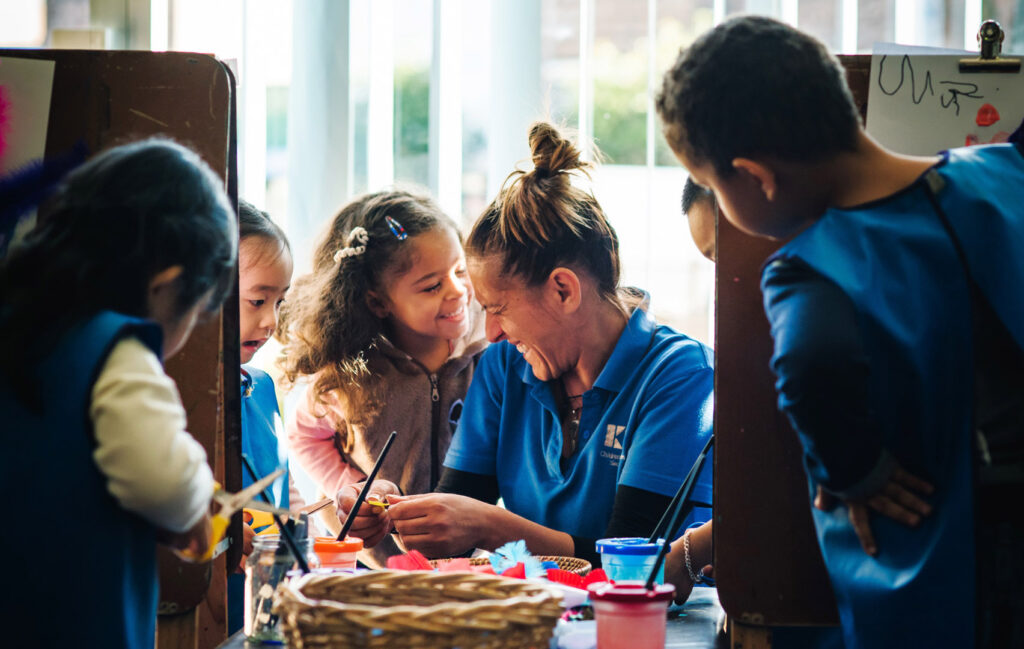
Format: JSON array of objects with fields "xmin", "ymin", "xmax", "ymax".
[
  {"xmin": 180, "ymin": 468, "xmax": 285, "ymax": 562},
  {"xmin": 245, "ymin": 497, "xmax": 334, "ymax": 536}
]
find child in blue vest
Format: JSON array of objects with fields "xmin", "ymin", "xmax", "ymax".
[
  {"xmin": 658, "ymin": 15, "xmax": 1024, "ymax": 649},
  {"xmin": 0, "ymin": 138, "xmax": 236, "ymax": 648},
  {"xmin": 227, "ymin": 199, "xmax": 297, "ymax": 632}
]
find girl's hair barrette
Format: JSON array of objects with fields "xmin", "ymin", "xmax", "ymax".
[
  {"xmin": 386, "ymin": 216, "xmax": 408, "ymax": 240},
  {"xmin": 333, "ymin": 226, "xmax": 369, "ymax": 263}
]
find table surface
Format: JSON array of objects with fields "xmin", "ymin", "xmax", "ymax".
[{"xmin": 217, "ymin": 587, "xmax": 726, "ymax": 649}]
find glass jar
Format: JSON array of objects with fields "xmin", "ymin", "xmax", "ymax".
[{"xmin": 244, "ymin": 534, "xmax": 319, "ymax": 643}]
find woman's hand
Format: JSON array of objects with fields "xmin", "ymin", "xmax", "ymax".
[
  {"xmin": 665, "ymin": 521, "xmax": 713, "ymax": 604},
  {"xmin": 815, "ymin": 463, "xmax": 934, "ymax": 556},
  {"xmin": 387, "ymin": 493, "xmax": 494, "ymax": 559},
  {"xmin": 335, "ymin": 479, "xmax": 401, "ymax": 547}
]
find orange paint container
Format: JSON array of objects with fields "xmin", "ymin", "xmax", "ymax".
[{"xmin": 314, "ymin": 536, "xmax": 363, "ymax": 570}]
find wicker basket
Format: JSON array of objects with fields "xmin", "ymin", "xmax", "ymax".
[
  {"xmin": 275, "ymin": 570, "xmax": 564, "ymax": 649},
  {"xmin": 430, "ymin": 555, "xmax": 592, "ymax": 576}
]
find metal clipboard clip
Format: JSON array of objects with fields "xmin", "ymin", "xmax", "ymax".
[{"xmin": 959, "ymin": 20, "xmax": 1021, "ymax": 73}]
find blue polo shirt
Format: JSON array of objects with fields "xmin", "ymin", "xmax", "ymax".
[{"xmin": 444, "ymin": 306, "xmax": 714, "ymax": 540}]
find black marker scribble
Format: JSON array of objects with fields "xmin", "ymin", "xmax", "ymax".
[
  {"xmin": 877, "ymin": 54, "xmax": 985, "ymax": 116},
  {"xmin": 938, "ymin": 81, "xmax": 983, "ymax": 116},
  {"xmin": 877, "ymin": 55, "xmax": 934, "ymax": 104}
]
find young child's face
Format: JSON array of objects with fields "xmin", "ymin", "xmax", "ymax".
[
  {"xmin": 239, "ymin": 237, "xmax": 293, "ymax": 364},
  {"xmin": 376, "ymin": 227, "xmax": 473, "ymax": 346},
  {"xmin": 687, "ymin": 199, "xmax": 717, "ymax": 263}
]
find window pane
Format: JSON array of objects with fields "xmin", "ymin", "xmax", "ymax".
[
  {"xmin": 859, "ymin": 0, "xmax": 895, "ymax": 50},
  {"xmin": 656, "ymin": 0, "xmax": 715, "ymax": 166},
  {"xmin": 801, "ymin": 0, "xmax": 842, "ymax": 50},
  {"xmin": 541, "ymin": 0, "xmax": 580, "ymax": 127},
  {"xmin": 461, "ymin": 0, "xmax": 492, "ymax": 227},
  {"xmin": 593, "ymin": 0, "xmax": 648, "ymax": 165},
  {"xmin": 394, "ymin": 0, "xmax": 432, "ymax": 188}
]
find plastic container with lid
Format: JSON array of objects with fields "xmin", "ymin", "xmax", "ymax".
[
  {"xmin": 314, "ymin": 536, "xmax": 363, "ymax": 570},
  {"xmin": 595, "ymin": 537, "xmax": 665, "ymax": 584},
  {"xmin": 587, "ymin": 581, "xmax": 676, "ymax": 649}
]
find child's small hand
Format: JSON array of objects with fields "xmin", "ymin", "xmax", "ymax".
[
  {"xmin": 335, "ymin": 480, "xmax": 401, "ymax": 547},
  {"xmin": 159, "ymin": 512, "xmax": 213, "ymax": 562},
  {"xmin": 237, "ymin": 519, "xmax": 256, "ymax": 573},
  {"xmin": 815, "ymin": 463, "xmax": 934, "ymax": 556}
]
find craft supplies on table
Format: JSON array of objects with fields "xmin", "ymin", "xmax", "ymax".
[
  {"xmin": 274, "ymin": 570, "xmax": 563, "ymax": 649},
  {"xmin": 244, "ymin": 534, "xmax": 319, "ymax": 643},
  {"xmin": 587, "ymin": 582, "xmax": 676, "ymax": 649},
  {"xmin": 313, "ymin": 536, "xmax": 363, "ymax": 569},
  {"xmin": 595, "ymin": 537, "xmax": 666, "ymax": 584}
]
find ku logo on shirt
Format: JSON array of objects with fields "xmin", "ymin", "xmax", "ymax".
[{"xmin": 601, "ymin": 424, "xmax": 625, "ymax": 465}]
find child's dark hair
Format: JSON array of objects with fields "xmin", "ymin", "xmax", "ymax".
[
  {"xmin": 467, "ymin": 121, "xmax": 621, "ymax": 305},
  {"xmin": 0, "ymin": 138, "xmax": 237, "ymax": 398},
  {"xmin": 656, "ymin": 15, "xmax": 860, "ymax": 177},
  {"xmin": 278, "ymin": 188, "xmax": 458, "ymax": 425},
  {"xmin": 682, "ymin": 176, "xmax": 716, "ymax": 217},
  {"xmin": 238, "ymin": 199, "xmax": 291, "ymax": 267}
]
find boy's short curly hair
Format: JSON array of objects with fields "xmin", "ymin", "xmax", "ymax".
[{"xmin": 657, "ymin": 15, "xmax": 861, "ymax": 177}]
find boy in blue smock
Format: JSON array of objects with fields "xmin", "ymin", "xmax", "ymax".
[{"xmin": 657, "ymin": 15, "xmax": 1024, "ymax": 649}]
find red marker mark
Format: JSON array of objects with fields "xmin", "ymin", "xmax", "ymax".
[{"xmin": 976, "ymin": 103, "xmax": 1000, "ymax": 127}]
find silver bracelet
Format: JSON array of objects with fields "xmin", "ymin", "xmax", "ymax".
[{"xmin": 683, "ymin": 531, "xmax": 705, "ymax": 585}]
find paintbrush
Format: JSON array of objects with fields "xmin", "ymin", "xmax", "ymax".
[
  {"xmin": 337, "ymin": 431, "xmax": 397, "ymax": 541},
  {"xmin": 241, "ymin": 454, "xmax": 310, "ymax": 574}
]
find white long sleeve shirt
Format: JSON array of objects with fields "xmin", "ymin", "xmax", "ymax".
[{"xmin": 89, "ymin": 336, "xmax": 214, "ymax": 533}]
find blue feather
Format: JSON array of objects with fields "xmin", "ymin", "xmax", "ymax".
[{"xmin": 0, "ymin": 140, "xmax": 90, "ymax": 256}]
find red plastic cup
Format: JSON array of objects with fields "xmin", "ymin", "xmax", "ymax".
[
  {"xmin": 313, "ymin": 536, "xmax": 363, "ymax": 569},
  {"xmin": 587, "ymin": 581, "xmax": 676, "ymax": 649}
]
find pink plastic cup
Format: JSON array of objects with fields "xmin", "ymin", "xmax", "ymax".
[{"xmin": 587, "ymin": 581, "xmax": 676, "ymax": 649}]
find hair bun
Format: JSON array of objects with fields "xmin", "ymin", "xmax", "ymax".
[{"xmin": 528, "ymin": 122, "xmax": 584, "ymax": 177}]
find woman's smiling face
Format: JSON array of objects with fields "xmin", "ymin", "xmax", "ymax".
[{"xmin": 468, "ymin": 255, "xmax": 575, "ymax": 382}]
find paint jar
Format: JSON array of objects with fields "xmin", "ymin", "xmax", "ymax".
[
  {"xmin": 587, "ymin": 581, "xmax": 676, "ymax": 649},
  {"xmin": 244, "ymin": 535, "xmax": 319, "ymax": 643},
  {"xmin": 314, "ymin": 536, "xmax": 363, "ymax": 570},
  {"xmin": 595, "ymin": 537, "xmax": 665, "ymax": 584}
]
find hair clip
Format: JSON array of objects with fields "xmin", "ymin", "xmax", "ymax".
[
  {"xmin": 333, "ymin": 226, "xmax": 369, "ymax": 263},
  {"xmin": 385, "ymin": 216, "xmax": 408, "ymax": 240}
]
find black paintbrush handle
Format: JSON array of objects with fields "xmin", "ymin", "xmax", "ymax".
[
  {"xmin": 337, "ymin": 431, "xmax": 397, "ymax": 541},
  {"xmin": 242, "ymin": 454, "xmax": 310, "ymax": 574},
  {"xmin": 648, "ymin": 435, "xmax": 714, "ymax": 543}
]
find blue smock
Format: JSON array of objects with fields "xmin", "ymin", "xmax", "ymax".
[
  {"xmin": 229, "ymin": 365, "xmax": 291, "ymax": 633},
  {"xmin": 1, "ymin": 312, "xmax": 163, "ymax": 648},
  {"xmin": 762, "ymin": 143, "xmax": 1024, "ymax": 649}
]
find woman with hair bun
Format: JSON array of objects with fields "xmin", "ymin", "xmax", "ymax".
[{"xmin": 383, "ymin": 122, "xmax": 714, "ymax": 577}]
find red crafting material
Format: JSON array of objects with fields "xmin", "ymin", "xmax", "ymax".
[
  {"xmin": 501, "ymin": 562, "xmax": 526, "ymax": 579},
  {"xmin": 582, "ymin": 568, "xmax": 610, "ymax": 587},
  {"xmin": 386, "ymin": 549, "xmax": 434, "ymax": 571},
  {"xmin": 976, "ymin": 103, "xmax": 1000, "ymax": 127},
  {"xmin": 0, "ymin": 85, "xmax": 10, "ymax": 159},
  {"xmin": 434, "ymin": 558, "xmax": 472, "ymax": 572},
  {"xmin": 546, "ymin": 568, "xmax": 584, "ymax": 589}
]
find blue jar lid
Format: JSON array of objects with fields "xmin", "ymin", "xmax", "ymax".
[{"xmin": 595, "ymin": 537, "xmax": 665, "ymax": 555}]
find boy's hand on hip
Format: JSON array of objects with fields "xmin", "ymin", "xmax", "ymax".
[{"xmin": 815, "ymin": 464, "xmax": 934, "ymax": 557}]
